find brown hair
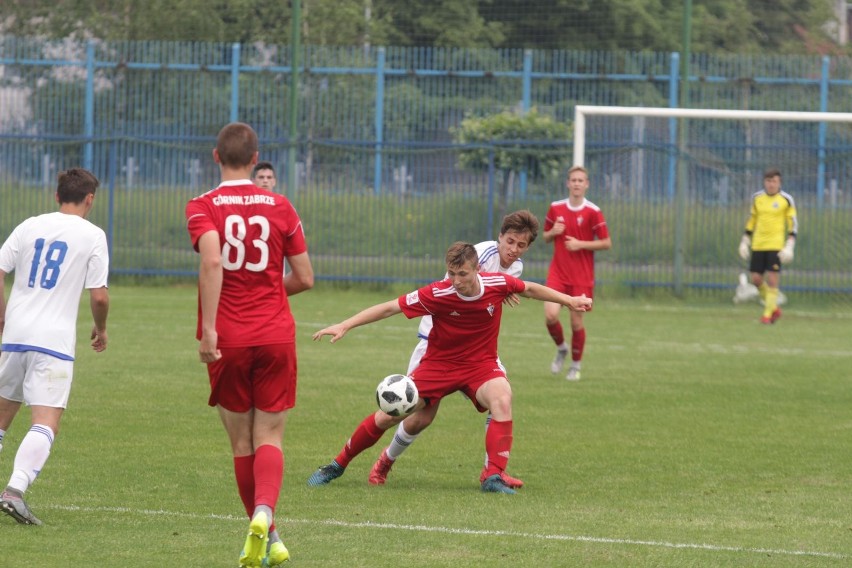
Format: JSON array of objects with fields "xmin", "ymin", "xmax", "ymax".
[
  {"xmin": 216, "ymin": 122, "xmax": 258, "ymax": 167},
  {"xmin": 445, "ymin": 242, "xmax": 479, "ymax": 270},
  {"xmin": 763, "ymin": 168, "xmax": 781, "ymax": 180},
  {"xmin": 56, "ymin": 168, "xmax": 99, "ymax": 204},
  {"xmin": 252, "ymin": 161, "xmax": 275, "ymax": 178},
  {"xmin": 500, "ymin": 209, "xmax": 540, "ymax": 244}
]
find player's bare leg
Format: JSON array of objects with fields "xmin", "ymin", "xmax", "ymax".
[{"xmin": 544, "ymin": 301, "xmax": 569, "ymax": 373}]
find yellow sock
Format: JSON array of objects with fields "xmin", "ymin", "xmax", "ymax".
[
  {"xmin": 758, "ymin": 282, "xmax": 768, "ymax": 301},
  {"xmin": 763, "ymin": 287, "xmax": 778, "ymax": 318}
]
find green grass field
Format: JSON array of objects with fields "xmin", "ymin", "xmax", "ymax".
[{"xmin": 1, "ymin": 285, "xmax": 850, "ymax": 567}]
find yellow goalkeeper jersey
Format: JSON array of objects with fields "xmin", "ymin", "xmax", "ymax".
[{"xmin": 744, "ymin": 190, "xmax": 798, "ymax": 251}]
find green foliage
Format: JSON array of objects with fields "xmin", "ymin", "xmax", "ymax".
[
  {"xmin": 372, "ymin": 0, "xmax": 506, "ymax": 48},
  {"xmin": 2, "ymin": 0, "xmax": 841, "ymax": 53},
  {"xmin": 699, "ymin": 0, "xmax": 836, "ymax": 55},
  {"xmin": 2, "ymin": 0, "xmax": 289, "ymax": 43},
  {"xmin": 452, "ymin": 109, "xmax": 572, "ymax": 179}
]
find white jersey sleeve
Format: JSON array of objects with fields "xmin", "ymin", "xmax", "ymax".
[
  {"xmin": 412, "ymin": 239, "xmax": 524, "ymax": 346},
  {"xmin": 475, "ymin": 240, "xmax": 523, "ymax": 277},
  {"xmin": 0, "ymin": 212, "xmax": 109, "ymax": 360}
]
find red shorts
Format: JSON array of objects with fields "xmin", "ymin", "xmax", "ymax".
[
  {"xmin": 207, "ymin": 343, "xmax": 297, "ymax": 413},
  {"xmin": 410, "ymin": 359, "xmax": 507, "ymax": 413},
  {"xmin": 543, "ymin": 280, "xmax": 595, "ymax": 311}
]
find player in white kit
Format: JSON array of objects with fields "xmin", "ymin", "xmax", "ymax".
[
  {"xmin": 0, "ymin": 168, "xmax": 110, "ymax": 525},
  {"xmin": 368, "ymin": 210, "xmax": 539, "ymax": 488}
]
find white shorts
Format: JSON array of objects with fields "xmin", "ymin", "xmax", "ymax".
[
  {"xmin": 0, "ymin": 351, "xmax": 75, "ymax": 408},
  {"xmin": 406, "ymin": 339, "xmax": 429, "ymax": 375}
]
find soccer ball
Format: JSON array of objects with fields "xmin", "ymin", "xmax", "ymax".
[
  {"xmin": 733, "ymin": 272, "xmax": 788, "ymax": 305},
  {"xmin": 375, "ymin": 374, "xmax": 418, "ymax": 417},
  {"xmin": 733, "ymin": 273, "xmax": 760, "ymax": 304}
]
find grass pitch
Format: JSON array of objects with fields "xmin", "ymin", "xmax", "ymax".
[{"xmin": 1, "ymin": 285, "xmax": 850, "ymax": 567}]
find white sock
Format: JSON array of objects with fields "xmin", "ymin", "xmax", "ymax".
[
  {"xmin": 8, "ymin": 424, "xmax": 54, "ymax": 493},
  {"xmin": 0, "ymin": 428, "xmax": 5, "ymax": 454},
  {"xmin": 558, "ymin": 343, "xmax": 569, "ymax": 352},
  {"xmin": 385, "ymin": 423, "xmax": 419, "ymax": 461}
]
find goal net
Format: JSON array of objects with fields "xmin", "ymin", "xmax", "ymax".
[{"xmin": 571, "ymin": 105, "xmax": 852, "ymax": 307}]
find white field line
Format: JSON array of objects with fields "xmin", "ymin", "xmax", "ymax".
[{"xmin": 44, "ymin": 504, "xmax": 847, "ymax": 560}]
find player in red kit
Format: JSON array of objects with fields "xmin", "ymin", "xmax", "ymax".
[
  {"xmin": 186, "ymin": 122, "xmax": 314, "ymax": 568},
  {"xmin": 544, "ymin": 166, "xmax": 612, "ymax": 381},
  {"xmin": 306, "ymin": 242, "xmax": 591, "ymax": 494}
]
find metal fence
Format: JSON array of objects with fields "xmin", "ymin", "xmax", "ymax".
[{"xmin": 1, "ymin": 36, "xmax": 850, "ymax": 299}]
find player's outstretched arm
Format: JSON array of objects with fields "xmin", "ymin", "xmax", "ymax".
[
  {"xmin": 519, "ymin": 281, "xmax": 592, "ymax": 312},
  {"xmin": 313, "ymin": 299, "xmax": 403, "ymax": 343}
]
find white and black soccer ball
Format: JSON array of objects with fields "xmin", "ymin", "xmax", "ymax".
[{"xmin": 375, "ymin": 374, "xmax": 418, "ymax": 417}]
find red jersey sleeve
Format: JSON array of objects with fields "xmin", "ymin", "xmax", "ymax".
[
  {"xmin": 185, "ymin": 198, "xmax": 216, "ymax": 251},
  {"xmin": 397, "ymin": 286, "xmax": 434, "ymax": 319}
]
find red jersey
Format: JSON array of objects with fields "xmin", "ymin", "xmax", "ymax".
[
  {"xmin": 544, "ymin": 198, "xmax": 609, "ymax": 287},
  {"xmin": 185, "ymin": 180, "xmax": 307, "ymax": 347},
  {"xmin": 397, "ymin": 273, "xmax": 526, "ymax": 365}
]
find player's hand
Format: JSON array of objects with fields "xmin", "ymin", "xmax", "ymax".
[
  {"xmin": 550, "ymin": 216, "xmax": 565, "ymax": 237},
  {"xmin": 90, "ymin": 326, "xmax": 108, "ymax": 352},
  {"xmin": 778, "ymin": 237, "xmax": 795, "ymax": 264},
  {"xmin": 313, "ymin": 324, "xmax": 347, "ymax": 343},
  {"xmin": 738, "ymin": 235, "xmax": 751, "ymax": 260},
  {"xmin": 564, "ymin": 236, "xmax": 582, "ymax": 251},
  {"xmin": 567, "ymin": 294, "xmax": 592, "ymax": 312},
  {"xmin": 503, "ymin": 293, "xmax": 521, "ymax": 307},
  {"xmin": 198, "ymin": 331, "xmax": 221, "ymax": 363}
]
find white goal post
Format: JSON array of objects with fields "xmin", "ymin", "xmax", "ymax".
[{"xmin": 572, "ymin": 105, "xmax": 852, "ymax": 167}]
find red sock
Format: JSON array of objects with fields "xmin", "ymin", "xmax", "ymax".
[
  {"xmin": 253, "ymin": 445, "xmax": 284, "ymax": 513},
  {"xmin": 233, "ymin": 454, "xmax": 255, "ymax": 518},
  {"xmin": 484, "ymin": 419, "xmax": 513, "ymax": 477},
  {"xmin": 335, "ymin": 414, "xmax": 386, "ymax": 468},
  {"xmin": 547, "ymin": 322, "xmax": 565, "ymax": 346},
  {"xmin": 571, "ymin": 328, "xmax": 586, "ymax": 362}
]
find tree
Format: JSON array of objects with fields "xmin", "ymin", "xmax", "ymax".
[
  {"xmin": 476, "ymin": 0, "xmax": 840, "ymax": 55},
  {"xmin": 452, "ymin": 109, "xmax": 571, "ymax": 211},
  {"xmin": 2, "ymin": 0, "xmax": 842, "ymax": 54},
  {"xmin": 372, "ymin": 0, "xmax": 504, "ymax": 47}
]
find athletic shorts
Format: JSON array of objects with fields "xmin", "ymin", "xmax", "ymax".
[
  {"xmin": 0, "ymin": 351, "xmax": 74, "ymax": 408},
  {"xmin": 409, "ymin": 358, "xmax": 507, "ymax": 413},
  {"xmin": 543, "ymin": 280, "xmax": 595, "ymax": 311},
  {"xmin": 749, "ymin": 250, "xmax": 781, "ymax": 274},
  {"xmin": 207, "ymin": 343, "xmax": 297, "ymax": 413}
]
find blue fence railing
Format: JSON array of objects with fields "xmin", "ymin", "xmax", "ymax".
[{"xmin": 1, "ymin": 37, "xmax": 851, "ymax": 298}]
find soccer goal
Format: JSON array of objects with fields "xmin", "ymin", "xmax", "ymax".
[
  {"xmin": 569, "ymin": 105, "xmax": 852, "ymax": 303},
  {"xmin": 573, "ymin": 105, "xmax": 852, "ymax": 206}
]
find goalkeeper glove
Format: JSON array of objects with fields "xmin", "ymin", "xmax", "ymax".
[
  {"xmin": 738, "ymin": 235, "xmax": 751, "ymax": 260},
  {"xmin": 778, "ymin": 237, "xmax": 795, "ymax": 264}
]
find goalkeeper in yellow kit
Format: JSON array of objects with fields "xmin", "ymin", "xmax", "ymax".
[{"xmin": 738, "ymin": 168, "xmax": 798, "ymax": 324}]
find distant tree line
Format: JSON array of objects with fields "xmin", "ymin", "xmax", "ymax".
[{"xmin": 1, "ymin": 0, "xmax": 844, "ymax": 55}]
